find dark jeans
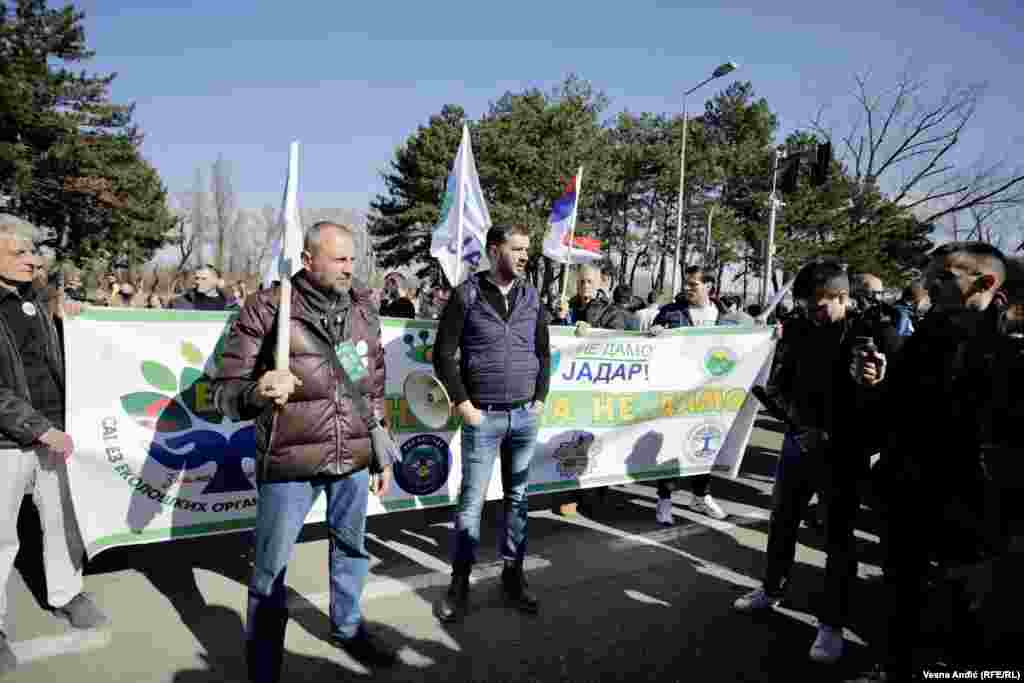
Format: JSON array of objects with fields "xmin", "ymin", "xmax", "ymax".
[
  {"xmin": 656, "ymin": 473, "xmax": 712, "ymax": 500},
  {"xmin": 762, "ymin": 432, "xmax": 861, "ymax": 628},
  {"xmin": 452, "ymin": 406, "xmax": 540, "ymax": 573},
  {"xmin": 246, "ymin": 471, "xmax": 370, "ymax": 683},
  {"xmin": 882, "ymin": 472, "xmax": 998, "ymax": 676}
]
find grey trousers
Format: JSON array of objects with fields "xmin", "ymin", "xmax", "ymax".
[{"xmin": 0, "ymin": 446, "xmax": 84, "ymax": 632}]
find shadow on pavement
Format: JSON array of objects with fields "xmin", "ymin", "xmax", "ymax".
[{"xmin": 167, "ymin": 604, "xmax": 358, "ymax": 683}]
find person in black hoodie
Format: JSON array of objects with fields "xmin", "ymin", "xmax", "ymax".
[
  {"xmin": 733, "ymin": 257, "xmax": 901, "ymax": 666},
  {"xmin": 170, "ymin": 265, "xmax": 234, "ymax": 311},
  {"xmin": 849, "ymin": 242, "xmax": 1012, "ymax": 682}
]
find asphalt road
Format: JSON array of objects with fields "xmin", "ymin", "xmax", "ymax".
[{"xmin": 3, "ymin": 419, "xmax": 1017, "ymax": 682}]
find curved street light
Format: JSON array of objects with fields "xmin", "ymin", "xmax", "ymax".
[{"xmin": 670, "ymin": 61, "xmax": 739, "ymax": 298}]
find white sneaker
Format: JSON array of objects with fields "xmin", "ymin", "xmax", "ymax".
[
  {"xmin": 733, "ymin": 588, "xmax": 780, "ymax": 612},
  {"xmin": 693, "ymin": 494, "xmax": 727, "ymax": 520},
  {"xmin": 655, "ymin": 498, "xmax": 674, "ymax": 525},
  {"xmin": 808, "ymin": 624, "xmax": 844, "ymax": 664}
]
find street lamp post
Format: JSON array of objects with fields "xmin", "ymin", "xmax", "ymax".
[
  {"xmin": 670, "ymin": 61, "xmax": 738, "ymax": 298},
  {"xmin": 761, "ymin": 147, "xmax": 783, "ymax": 305}
]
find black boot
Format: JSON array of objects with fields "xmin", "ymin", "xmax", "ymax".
[
  {"xmin": 438, "ymin": 572, "xmax": 470, "ymax": 623},
  {"xmin": 501, "ymin": 560, "xmax": 539, "ymax": 614},
  {"xmin": 246, "ymin": 605, "xmax": 288, "ymax": 683}
]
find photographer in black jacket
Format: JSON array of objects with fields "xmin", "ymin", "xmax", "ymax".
[
  {"xmin": 734, "ymin": 257, "xmax": 901, "ymax": 666},
  {"xmin": 850, "ymin": 242, "xmax": 1014, "ymax": 682}
]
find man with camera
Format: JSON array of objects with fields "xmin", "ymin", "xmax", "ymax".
[
  {"xmin": 733, "ymin": 257, "xmax": 901, "ymax": 665},
  {"xmin": 849, "ymin": 242, "xmax": 1015, "ymax": 681}
]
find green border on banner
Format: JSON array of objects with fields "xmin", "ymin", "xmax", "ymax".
[
  {"xmin": 79, "ymin": 307, "xmax": 236, "ymax": 323},
  {"xmin": 84, "ymin": 467, "xmax": 708, "ymax": 556}
]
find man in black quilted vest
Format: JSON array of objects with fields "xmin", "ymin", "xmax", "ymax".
[{"xmin": 433, "ymin": 224, "xmax": 551, "ymax": 623}]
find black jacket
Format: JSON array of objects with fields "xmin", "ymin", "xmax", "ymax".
[
  {"xmin": 170, "ymin": 289, "xmax": 235, "ymax": 311},
  {"xmin": 553, "ymin": 296, "xmax": 628, "ymax": 330},
  {"xmin": 0, "ymin": 286, "xmax": 65, "ymax": 450},
  {"xmin": 878, "ymin": 305, "xmax": 1008, "ymax": 484},
  {"xmin": 767, "ymin": 310, "xmax": 902, "ymax": 453}
]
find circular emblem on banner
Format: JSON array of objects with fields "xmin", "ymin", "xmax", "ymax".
[
  {"xmin": 395, "ymin": 434, "xmax": 451, "ymax": 496},
  {"xmin": 355, "ymin": 340, "xmax": 368, "ymax": 356},
  {"xmin": 687, "ymin": 422, "xmax": 724, "ymax": 461},
  {"xmin": 703, "ymin": 346, "xmax": 738, "ymax": 378},
  {"xmin": 21, "ymin": 302, "xmax": 36, "ymax": 317}
]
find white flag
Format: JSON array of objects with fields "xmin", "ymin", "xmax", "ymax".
[
  {"xmin": 263, "ymin": 141, "xmax": 303, "ymax": 290},
  {"xmin": 429, "ymin": 124, "xmax": 491, "ymax": 286}
]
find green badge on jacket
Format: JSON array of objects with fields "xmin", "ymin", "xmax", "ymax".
[{"xmin": 336, "ymin": 340, "xmax": 368, "ymax": 383}]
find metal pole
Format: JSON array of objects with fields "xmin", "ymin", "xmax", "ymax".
[
  {"xmin": 761, "ymin": 148, "xmax": 782, "ymax": 306},
  {"xmin": 671, "ymin": 95, "xmax": 689, "ymax": 298},
  {"xmin": 704, "ymin": 204, "xmax": 715, "ymax": 265}
]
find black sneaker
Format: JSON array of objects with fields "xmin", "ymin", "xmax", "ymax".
[
  {"xmin": 501, "ymin": 565, "xmax": 539, "ymax": 614},
  {"xmin": 333, "ymin": 625, "xmax": 397, "ymax": 667}
]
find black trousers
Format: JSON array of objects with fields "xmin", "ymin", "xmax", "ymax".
[{"xmin": 761, "ymin": 433, "xmax": 862, "ymax": 628}]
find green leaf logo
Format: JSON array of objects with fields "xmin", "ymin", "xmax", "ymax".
[
  {"xmin": 179, "ymin": 367, "xmax": 203, "ymax": 392},
  {"xmin": 142, "ymin": 361, "xmax": 177, "ymax": 392},
  {"xmin": 120, "ymin": 391, "xmax": 193, "ymax": 432},
  {"xmin": 181, "ymin": 341, "xmax": 203, "ymax": 365},
  {"xmin": 122, "ymin": 338, "xmax": 224, "ymax": 432}
]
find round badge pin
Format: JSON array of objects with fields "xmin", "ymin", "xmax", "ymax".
[{"xmin": 21, "ymin": 302, "xmax": 36, "ymax": 317}]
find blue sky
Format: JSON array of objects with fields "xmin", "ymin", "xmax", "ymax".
[{"xmin": 75, "ymin": 0, "xmax": 1023, "ymax": 214}]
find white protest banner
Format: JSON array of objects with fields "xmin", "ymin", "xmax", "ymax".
[{"xmin": 65, "ymin": 309, "xmax": 774, "ymax": 558}]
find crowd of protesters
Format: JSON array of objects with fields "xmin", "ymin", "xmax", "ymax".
[{"xmin": 1, "ymin": 207, "xmax": 1020, "ymax": 682}]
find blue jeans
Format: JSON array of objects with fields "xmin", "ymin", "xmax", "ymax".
[
  {"xmin": 453, "ymin": 406, "xmax": 540, "ymax": 573},
  {"xmin": 246, "ymin": 470, "xmax": 370, "ymax": 681}
]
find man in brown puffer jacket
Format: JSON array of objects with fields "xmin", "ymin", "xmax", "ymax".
[{"xmin": 212, "ymin": 222, "xmax": 399, "ymax": 682}]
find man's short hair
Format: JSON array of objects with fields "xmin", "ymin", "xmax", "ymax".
[
  {"xmin": 304, "ymin": 221, "xmax": 354, "ymax": 254},
  {"xmin": 929, "ymin": 241, "xmax": 1007, "ymax": 285},
  {"xmin": 0, "ymin": 213, "xmax": 36, "ymax": 242},
  {"xmin": 647, "ymin": 290, "xmax": 659, "ymax": 305},
  {"xmin": 486, "ymin": 224, "xmax": 531, "ymax": 249},
  {"xmin": 852, "ymin": 273, "xmax": 884, "ymax": 293},
  {"xmin": 684, "ymin": 265, "xmax": 715, "ymax": 285},
  {"xmin": 793, "ymin": 257, "xmax": 849, "ymax": 300}
]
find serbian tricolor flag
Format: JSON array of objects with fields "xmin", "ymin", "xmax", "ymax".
[{"xmin": 543, "ymin": 169, "xmax": 602, "ymax": 264}]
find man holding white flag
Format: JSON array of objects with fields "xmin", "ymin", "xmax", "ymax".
[
  {"xmin": 215, "ymin": 144, "xmax": 401, "ymax": 682},
  {"xmin": 430, "ymin": 123, "xmax": 491, "ymax": 287}
]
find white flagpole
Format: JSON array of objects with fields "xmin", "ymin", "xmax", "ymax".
[
  {"xmin": 560, "ymin": 166, "xmax": 584, "ymax": 303},
  {"xmin": 275, "ymin": 141, "xmax": 299, "ymax": 371}
]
